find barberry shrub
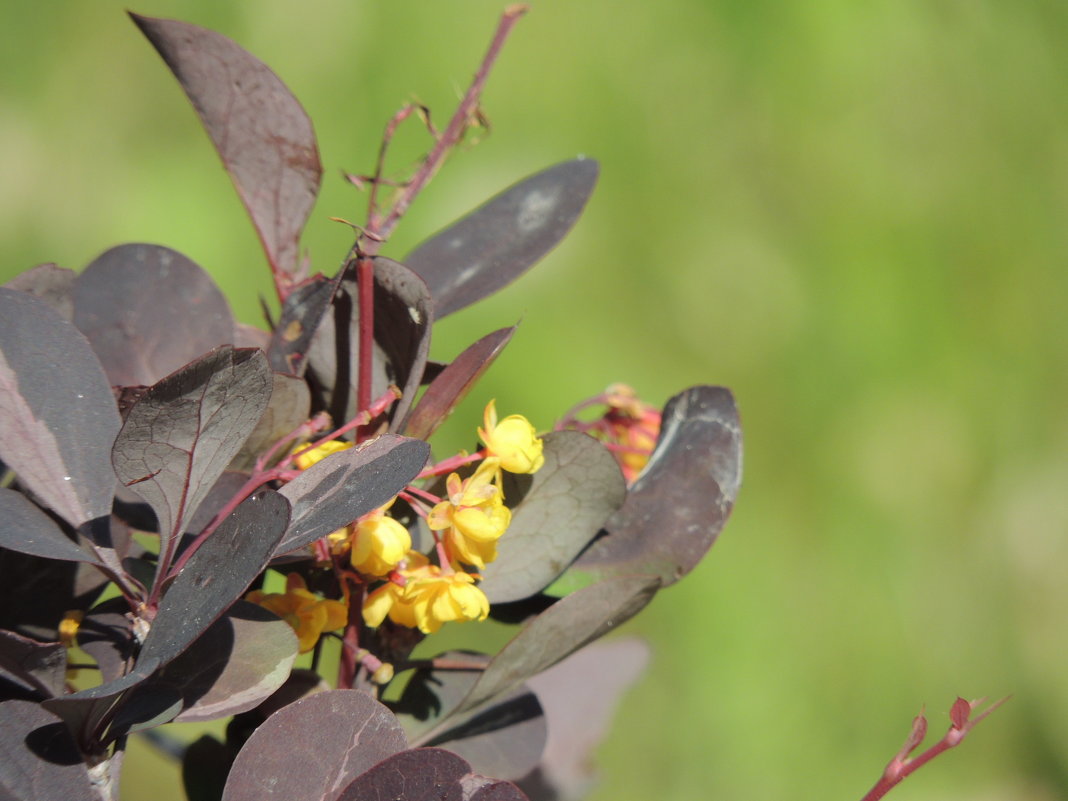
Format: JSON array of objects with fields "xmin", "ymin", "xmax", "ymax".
[{"xmin": 0, "ymin": 9, "xmax": 997, "ymax": 801}]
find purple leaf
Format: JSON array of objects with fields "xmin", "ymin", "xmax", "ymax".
[
  {"xmin": 0, "ymin": 488, "xmax": 93, "ymax": 565},
  {"xmin": 0, "ymin": 288, "xmax": 121, "ymax": 531},
  {"xmin": 0, "ymin": 701, "xmax": 96, "ymax": 801},
  {"xmin": 0, "ymin": 630, "xmax": 68, "ymax": 701},
  {"xmin": 275, "ymin": 434, "xmax": 429, "ymax": 556},
  {"xmin": 111, "ymin": 346, "xmax": 273, "ymax": 549},
  {"xmin": 335, "ymin": 748, "xmax": 529, "ymax": 801},
  {"xmin": 221, "ymin": 689, "xmax": 408, "ymax": 801},
  {"xmin": 520, "ymin": 638, "xmax": 649, "ymax": 800},
  {"xmin": 77, "ymin": 604, "xmax": 134, "ymax": 684},
  {"xmin": 160, "ymin": 601, "xmax": 298, "ymax": 723},
  {"xmin": 405, "ymin": 158, "xmax": 599, "ymax": 318},
  {"xmin": 569, "ymin": 385, "xmax": 742, "ymax": 587},
  {"xmin": 229, "ymin": 372, "xmax": 310, "ymax": 471},
  {"xmin": 0, "ymin": 551, "xmax": 109, "ymax": 642},
  {"xmin": 454, "ymin": 575, "xmax": 660, "ymax": 717},
  {"xmin": 131, "ymin": 14, "xmax": 323, "ymax": 281},
  {"xmin": 304, "ymin": 258, "xmax": 432, "ymax": 430},
  {"xmin": 402, "ymin": 326, "xmax": 515, "ymax": 440},
  {"xmin": 267, "ymin": 273, "xmax": 342, "ymax": 375},
  {"xmin": 479, "ymin": 432, "xmax": 625, "ymax": 603},
  {"xmin": 4, "ymin": 263, "xmax": 75, "ymax": 319},
  {"xmin": 73, "ymin": 244, "xmax": 236, "ymax": 387},
  {"xmin": 139, "ymin": 489, "xmax": 290, "ymax": 670}
]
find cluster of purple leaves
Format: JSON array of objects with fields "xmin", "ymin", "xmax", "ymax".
[{"xmin": 0, "ymin": 13, "xmax": 742, "ymax": 801}]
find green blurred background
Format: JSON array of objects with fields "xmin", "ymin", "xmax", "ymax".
[{"xmin": 3, "ymin": 1, "xmax": 1067, "ymax": 798}]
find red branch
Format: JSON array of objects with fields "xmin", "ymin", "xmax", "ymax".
[{"xmin": 859, "ymin": 696, "xmax": 1009, "ymax": 801}]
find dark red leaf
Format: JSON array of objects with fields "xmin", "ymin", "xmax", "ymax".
[
  {"xmin": 111, "ymin": 346, "xmax": 273, "ymax": 549},
  {"xmin": 221, "ymin": 689, "xmax": 408, "ymax": 801},
  {"xmin": 0, "ymin": 701, "xmax": 96, "ymax": 801},
  {"xmin": 139, "ymin": 489, "xmax": 290, "ymax": 670},
  {"xmin": 4, "ymin": 263, "xmax": 75, "ymax": 319},
  {"xmin": 950, "ymin": 697, "xmax": 971, "ymax": 729},
  {"xmin": 405, "ymin": 158, "xmax": 599, "ymax": 318},
  {"xmin": 333, "ymin": 748, "xmax": 468, "ymax": 801},
  {"xmin": 0, "ymin": 630, "xmax": 68, "ymax": 701},
  {"xmin": 565, "ymin": 385, "xmax": 742, "ymax": 588},
  {"xmin": 131, "ymin": 14, "xmax": 322, "ymax": 281},
  {"xmin": 0, "ymin": 488, "xmax": 93, "ymax": 565},
  {"xmin": 275, "ymin": 434, "xmax": 429, "ymax": 556},
  {"xmin": 0, "ymin": 288, "xmax": 121, "ymax": 531},
  {"xmin": 73, "ymin": 243, "xmax": 236, "ymax": 387},
  {"xmin": 227, "ymin": 372, "xmax": 309, "ymax": 472},
  {"xmin": 401, "ymin": 326, "xmax": 515, "ymax": 440},
  {"xmin": 454, "ymin": 575, "xmax": 660, "ymax": 717},
  {"xmin": 480, "ymin": 432, "xmax": 625, "ymax": 603},
  {"xmin": 266, "ymin": 273, "xmax": 341, "ymax": 375},
  {"xmin": 520, "ymin": 637, "xmax": 649, "ymax": 800}
]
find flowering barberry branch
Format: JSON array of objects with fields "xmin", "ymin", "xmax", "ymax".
[{"xmin": 858, "ymin": 696, "xmax": 1009, "ymax": 801}]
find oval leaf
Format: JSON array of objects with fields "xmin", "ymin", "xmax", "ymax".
[
  {"xmin": 229, "ymin": 372, "xmax": 311, "ymax": 472},
  {"xmin": 0, "ymin": 630, "xmax": 68, "ymax": 701},
  {"xmin": 0, "ymin": 288, "xmax": 121, "ymax": 530},
  {"xmin": 569, "ymin": 385, "xmax": 742, "ymax": 587},
  {"xmin": 139, "ymin": 489, "xmax": 291, "ymax": 670},
  {"xmin": 0, "ymin": 488, "xmax": 92, "ymax": 565},
  {"xmin": 405, "ymin": 158, "xmax": 599, "ymax": 318},
  {"xmin": 73, "ymin": 244, "xmax": 236, "ymax": 387},
  {"xmin": 222, "ymin": 689, "xmax": 408, "ymax": 801},
  {"xmin": 276, "ymin": 434, "xmax": 429, "ymax": 555},
  {"xmin": 0, "ymin": 701, "xmax": 96, "ymax": 801},
  {"xmin": 454, "ymin": 575, "xmax": 660, "ymax": 717},
  {"xmin": 4, "ymin": 263, "xmax": 75, "ymax": 320},
  {"xmin": 333, "ymin": 748, "xmax": 466, "ymax": 801},
  {"xmin": 160, "ymin": 601, "xmax": 298, "ymax": 723},
  {"xmin": 401, "ymin": 326, "xmax": 515, "ymax": 440},
  {"xmin": 479, "ymin": 432, "xmax": 625, "ymax": 603},
  {"xmin": 131, "ymin": 14, "xmax": 322, "ymax": 281},
  {"xmin": 112, "ymin": 346, "xmax": 273, "ymax": 544}
]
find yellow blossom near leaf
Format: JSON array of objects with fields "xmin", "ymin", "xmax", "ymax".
[
  {"xmin": 427, "ymin": 458, "xmax": 511, "ymax": 568},
  {"xmin": 478, "ymin": 399, "xmax": 544, "ymax": 474},
  {"xmin": 362, "ymin": 552, "xmax": 490, "ymax": 634},
  {"xmin": 58, "ymin": 609, "xmax": 83, "ymax": 648},
  {"xmin": 293, "ymin": 439, "xmax": 352, "ymax": 471},
  {"xmin": 246, "ymin": 573, "xmax": 347, "ymax": 653},
  {"xmin": 349, "ymin": 503, "xmax": 412, "ymax": 577}
]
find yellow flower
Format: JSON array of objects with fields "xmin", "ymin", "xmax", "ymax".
[
  {"xmin": 58, "ymin": 610, "xmax": 83, "ymax": 648},
  {"xmin": 427, "ymin": 459, "xmax": 511, "ymax": 569},
  {"xmin": 246, "ymin": 573, "xmax": 348, "ymax": 653},
  {"xmin": 293, "ymin": 439, "xmax": 352, "ymax": 471},
  {"xmin": 362, "ymin": 552, "xmax": 490, "ymax": 634},
  {"xmin": 478, "ymin": 400, "xmax": 544, "ymax": 474},
  {"xmin": 349, "ymin": 504, "xmax": 412, "ymax": 577}
]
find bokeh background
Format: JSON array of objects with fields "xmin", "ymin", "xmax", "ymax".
[{"xmin": 3, "ymin": 1, "xmax": 1067, "ymax": 799}]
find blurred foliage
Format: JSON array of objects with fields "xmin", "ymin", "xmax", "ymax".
[{"xmin": 3, "ymin": 1, "xmax": 1067, "ymax": 799}]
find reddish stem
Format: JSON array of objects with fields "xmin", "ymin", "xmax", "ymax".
[
  {"xmin": 337, "ymin": 581, "xmax": 366, "ymax": 690},
  {"xmin": 359, "ymin": 4, "xmax": 528, "ymax": 256},
  {"xmin": 356, "ymin": 257, "xmax": 375, "ymax": 420}
]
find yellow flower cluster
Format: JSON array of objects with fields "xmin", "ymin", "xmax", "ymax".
[
  {"xmin": 362, "ymin": 552, "xmax": 489, "ymax": 634},
  {"xmin": 246, "ymin": 574, "xmax": 348, "ymax": 653},
  {"xmin": 289, "ymin": 401, "xmax": 545, "ymax": 635},
  {"xmin": 427, "ymin": 458, "xmax": 511, "ymax": 569}
]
